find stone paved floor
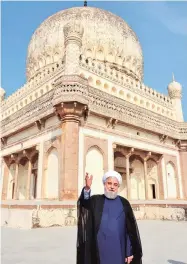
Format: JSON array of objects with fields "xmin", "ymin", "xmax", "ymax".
[{"xmin": 1, "ymin": 220, "xmax": 187, "ymax": 264}]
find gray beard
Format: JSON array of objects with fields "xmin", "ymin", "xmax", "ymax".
[{"xmin": 104, "ymin": 189, "xmax": 118, "ymax": 199}]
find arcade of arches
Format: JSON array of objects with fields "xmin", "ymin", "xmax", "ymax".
[
  {"xmin": 84, "ymin": 144, "xmax": 180, "ymax": 200},
  {"xmin": 1, "ymin": 143, "xmax": 181, "ymax": 201},
  {"xmin": 2, "ymin": 145, "xmax": 59, "ymax": 201}
]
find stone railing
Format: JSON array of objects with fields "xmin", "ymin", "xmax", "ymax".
[
  {"xmin": 1, "ymin": 79, "xmax": 187, "ymax": 140},
  {"xmin": 1, "ymin": 63, "xmax": 65, "ymax": 121},
  {"xmin": 79, "ymin": 55, "xmax": 173, "ymax": 108},
  {"xmin": 1, "ymin": 59, "xmax": 65, "ymax": 111}
]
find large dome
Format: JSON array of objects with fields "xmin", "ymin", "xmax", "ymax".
[{"xmin": 26, "ymin": 6, "xmax": 143, "ymax": 81}]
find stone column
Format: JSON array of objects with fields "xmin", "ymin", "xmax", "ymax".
[
  {"xmin": 157, "ymin": 156, "xmax": 164, "ymax": 199},
  {"xmin": 179, "ymin": 141, "xmax": 187, "ymax": 199},
  {"xmin": 26, "ymin": 160, "xmax": 32, "ymax": 200},
  {"xmin": 36, "ymin": 142, "xmax": 44, "ymax": 199},
  {"xmin": 63, "ymin": 19, "xmax": 84, "ymax": 75},
  {"xmin": 13, "ymin": 163, "xmax": 19, "ymax": 199},
  {"xmin": 143, "ymin": 159, "xmax": 149, "ymax": 200},
  {"xmin": 107, "ymin": 140, "xmax": 115, "ymax": 171},
  {"xmin": 125, "ymin": 148, "xmax": 134, "ymax": 200},
  {"xmin": 55, "ymin": 102, "xmax": 88, "ymax": 200},
  {"xmin": 125, "ymin": 155, "xmax": 130, "ymax": 200},
  {"xmin": 143, "ymin": 152, "xmax": 151, "ymax": 200},
  {"xmin": 1, "ymin": 161, "xmax": 9, "ymax": 200}
]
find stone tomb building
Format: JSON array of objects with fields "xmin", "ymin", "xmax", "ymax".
[{"xmin": 1, "ymin": 6, "xmax": 187, "ymax": 228}]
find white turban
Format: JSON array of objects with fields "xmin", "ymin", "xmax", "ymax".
[{"xmin": 102, "ymin": 170, "xmax": 122, "ymax": 185}]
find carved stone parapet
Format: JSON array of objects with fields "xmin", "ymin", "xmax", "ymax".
[
  {"xmin": 54, "ymin": 102, "xmax": 89, "ymax": 123},
  {"xmin": 1, "ymin": 79, "xmax": 187, "ymax": 141}
]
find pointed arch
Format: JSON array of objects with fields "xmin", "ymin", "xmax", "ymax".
[
  {"xmin": 44, "ymin": 147, "xmax": 59, "ymax": 199},
  {"xmin": 85, "ymin": 146, "xmax": 104, "ymax": 195},
  {"xmin": 130, "ymin": 155, "xmax": 145, "ymax": 200},
  {"xmin": 7, "ymin": 163, "xmax": 16, "ymax": 200},
  {"xmin": 166, "ymin": 161, "xmax": 177, "ymax": 199}
]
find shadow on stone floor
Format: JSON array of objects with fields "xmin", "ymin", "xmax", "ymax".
[{"xmin": 168, "ymin": 260, "xmax": 187, "ymax": 264}]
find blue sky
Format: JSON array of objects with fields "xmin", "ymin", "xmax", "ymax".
[{"xmin": 1, "ymin": 1, "xmax": 187, "ymax": 120}]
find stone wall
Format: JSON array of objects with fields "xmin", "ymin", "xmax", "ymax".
[{"xmin": 1, "ymin": 203, "xmax": 187, "ymax": 229}]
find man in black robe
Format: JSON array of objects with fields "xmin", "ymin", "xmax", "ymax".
[{"xmin": 77, "ymin": 170, "xmax": 143, "ymax": 264}]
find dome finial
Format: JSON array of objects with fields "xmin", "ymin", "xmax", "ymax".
[
  {"xmin": 172, "ymin": 72, "xmax": 175, "ymax": 82},
  {"xmin": 84, "ymin": 1, "xmax": 87, "ymax": 7}
]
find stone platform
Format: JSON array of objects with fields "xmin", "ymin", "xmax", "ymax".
[{"xmin": 1, "ymin": 200, "xmax": 187, "ymax": 229}]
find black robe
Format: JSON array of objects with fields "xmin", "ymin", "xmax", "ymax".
[{"xmin": 77, "ymin": 188, "xmax": 143, "ymax": 264}]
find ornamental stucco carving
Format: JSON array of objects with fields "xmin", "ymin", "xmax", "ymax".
[
  {"xmin": 1, "ymin": 76, "xmax": 186, "ymax": 142},
  {"xmin": 27, "ymin": 7, "xmax": 143, "ymax": 81}
]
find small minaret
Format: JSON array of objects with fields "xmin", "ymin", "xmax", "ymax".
[
  {"xmin": 167, "ymin": 74, "xmax": 184, "ymax": 122},
  {"xmin": 63, "ymin": 19, "xmax": 84, "ymax": 75}
]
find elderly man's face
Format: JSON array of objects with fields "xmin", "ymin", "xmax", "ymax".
[{"xmin": 105, "ymin": 177, "xmax": 119, "ymax": 192}]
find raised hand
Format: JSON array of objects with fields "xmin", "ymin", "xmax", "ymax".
[{"xmin": 85, "ymin": 172, "xmax": 93, "ymax": 190}]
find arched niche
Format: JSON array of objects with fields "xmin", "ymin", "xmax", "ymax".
[
  {"xmin": 18, "ymin": 157, "xmax": 29, "ymax": 200},
  {"xmin": 44, "ymin": 147, "xmax": 59, "ymax": 199},
  {"xmin": 85, "ymin": 146, "xmax": 104, "ymax": 195},
  {"xmin": 130, "ymin": 155, "xmax": 145, "ymax": 200},
  {"xmin": 147, "ymin": 159, "xmax": 158, "ymax": 199},
  {"xmin": 166, "ymin": 162, "xmax": 177, "ymax": 199},
  {"xmin": 7, "ymin": 162, "xmax": 16, "ymax": 200}
]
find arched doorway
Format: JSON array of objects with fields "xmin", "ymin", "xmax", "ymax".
[
  {"xmin": 85, "ymin": 146, "xmax": 104, "ymax": 195},
  {"xmin": 147, "ymin": 159, "xmax": 159, "ymax": 199},
  {"xmin": 166, "ymin": 162, "xmax": 177, "ymax": 199},
  {"xmin": 130, "ymin": 156, "xmax": 145, "ymax": 200},
  {"xmin": 45, "ymin": 148, "xmax": 59, "ymax": 199}
]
